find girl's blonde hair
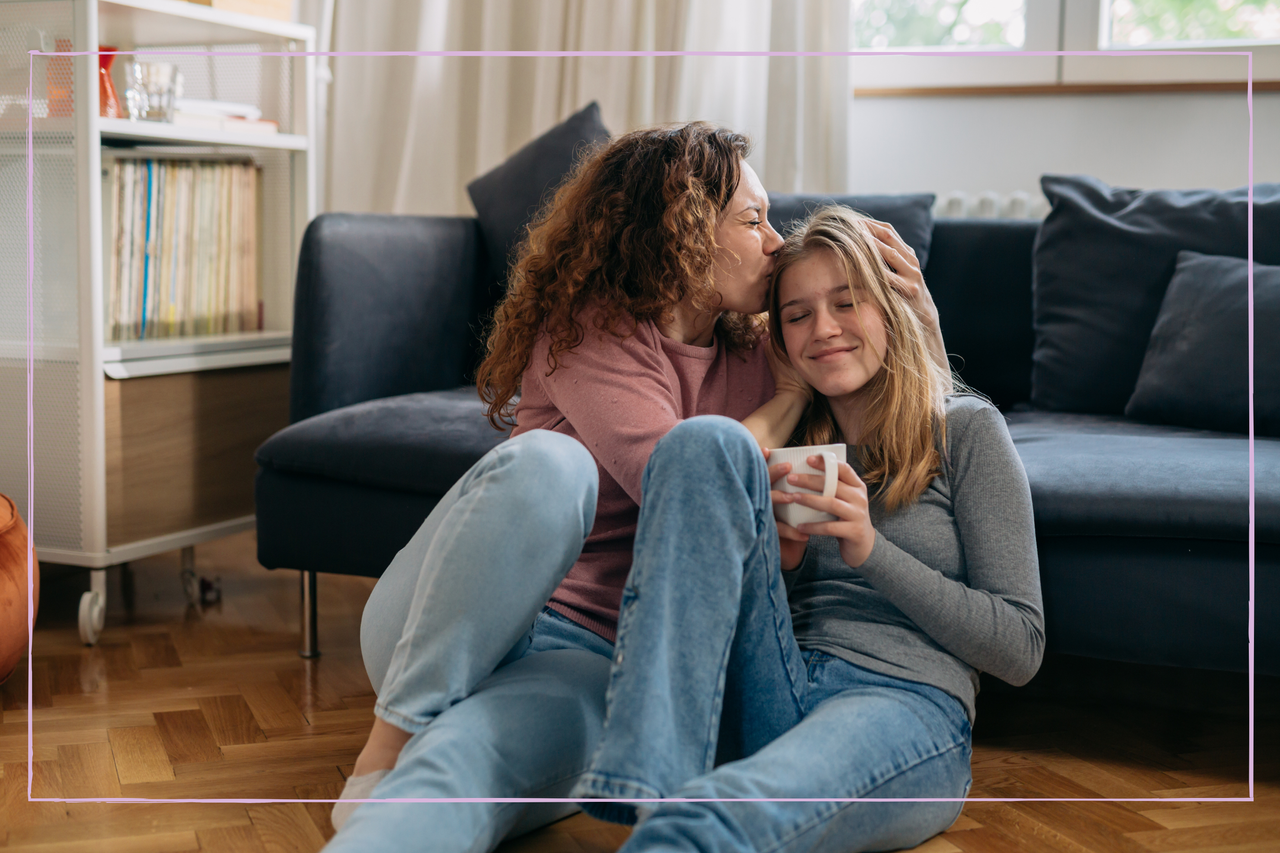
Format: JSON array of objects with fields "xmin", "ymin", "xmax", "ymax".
[{"xmin": 767, "ymin": 206, "xmax": 952, "ymax": 513}]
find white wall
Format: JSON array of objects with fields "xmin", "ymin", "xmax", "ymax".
[{"xmin": 848, "ymin": 92, "xmax": 1280, "ymax": 204}]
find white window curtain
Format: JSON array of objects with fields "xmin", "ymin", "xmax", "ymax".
[{"xmin": 317, "ymin": 0, "xmax": 850, "ymax": 215}]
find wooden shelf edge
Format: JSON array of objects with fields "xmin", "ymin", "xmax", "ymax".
[{"xmin": 854, "ymin": 81, "xmax": 1280, "ymax": 97}]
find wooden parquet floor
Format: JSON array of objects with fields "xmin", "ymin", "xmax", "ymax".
[{"xmin": 2, "ymin": 530, "xmax": 1276, "ymax": 852}]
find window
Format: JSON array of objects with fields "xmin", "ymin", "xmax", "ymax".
[
  {"xmin": 847, "ymin": 0, "xmax": 1280, "ymax": 89},
  {"xmin": 848, "ymin": 0, "xmax": 1055, "ymax": 89},
  {"xmin": 1106, "ymin": 0, "xmax": 1280, "ymax": 46},
  {"xmin": 851, "ymin": 0, "xmax": 1027, "ymax": 49}
]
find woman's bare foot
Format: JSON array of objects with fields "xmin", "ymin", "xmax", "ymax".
[{"xmin": 352, "ymin": 717, "xmax": 413, "ymax": 777}]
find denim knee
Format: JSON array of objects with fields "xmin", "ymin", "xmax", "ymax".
[
  {"xmin": 643, "ymin": 417, "xmax": 769, "ymax": 518},
  {"xmin": 650, "ymin": 416, "xmax": 762, "ymax": 478},
  {"xmin": 496, "ymin": 430, "xmax": 599, "ymax": 534}
]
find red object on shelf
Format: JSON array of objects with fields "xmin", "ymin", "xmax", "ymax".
[
  {"xmin": 0, "ymin": 493, "xmax": 40, "ymax": 685},
  {"xmin": 99, "ymin": 47, "xmax": 122, "ymax": 119}
]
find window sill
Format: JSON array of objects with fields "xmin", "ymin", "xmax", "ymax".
[{"xmin": 854, "ymin": 80, "xmax": 1280, "ymax": 97}]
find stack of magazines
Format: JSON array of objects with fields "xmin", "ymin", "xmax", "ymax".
[
  {"xmin": 106, "ymin": 157, "xmax": 262, "ymax": 341},
  {"xmin": 171, "ymin": 98, "xmax": 280, "ymax": 135}
]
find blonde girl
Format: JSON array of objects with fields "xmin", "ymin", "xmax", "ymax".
[{"xmin": 571, "ymin": 206, "xmax": 1045, "ymax": 853}]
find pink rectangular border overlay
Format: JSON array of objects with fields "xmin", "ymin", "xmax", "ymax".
[{"xmin": 24, "ymin": 47, "xmax": 1257, "ymax": 807}]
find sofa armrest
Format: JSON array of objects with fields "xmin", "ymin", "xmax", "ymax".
[{"xmin": 290, "ymin": 212, "xmax": 488, "ymax": 423}]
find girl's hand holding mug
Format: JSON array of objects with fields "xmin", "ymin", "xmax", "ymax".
[
  {"xmin": 763, "ymin": 449, "xmax": 810, "ymax": 572},
  {"xmin": 778, "ymin": 455, "xmax": 877, "ymax": 568}
]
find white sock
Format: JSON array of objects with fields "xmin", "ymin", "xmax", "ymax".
[{"xmin": 331, "ymin": 768, "xmax": 391, "ymax": 832}]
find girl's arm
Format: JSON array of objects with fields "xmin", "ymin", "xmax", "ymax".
[{"xmin": 780, "ymin": 402, "xmax": 1044, "ymax": 685}]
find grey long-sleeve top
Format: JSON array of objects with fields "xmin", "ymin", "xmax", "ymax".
[{"xmin": 785, "ymin": 394, "xmax": 1045, "ymax": 724}]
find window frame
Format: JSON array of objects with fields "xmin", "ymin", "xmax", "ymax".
[{"xmin": 849, "ymin": 0, "xmax": 1280, "ymax": 92}]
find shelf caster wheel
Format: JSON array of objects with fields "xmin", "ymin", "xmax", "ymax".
[
  {"xmin": 79, "ymin": 567, "xmax": 109, "ymax": 645},
  {"xmin": 79, "ymin": 590, "xmax": 105, "ymax": 645}
]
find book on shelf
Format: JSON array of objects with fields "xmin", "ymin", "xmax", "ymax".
[{"xmin": 105, "ymin": 156, "xmax": 263, "ymax": 342}]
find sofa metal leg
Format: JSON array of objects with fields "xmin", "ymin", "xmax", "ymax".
[
  {"xmin": 180, "ymin": 546, "xmax": 199, "ymax": 607},
  {"xmin": 300, "ymin": 570, "xmax": 320, "ymax": 658}
]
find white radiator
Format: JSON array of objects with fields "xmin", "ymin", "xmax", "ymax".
[{"xmin": 935, "ymin": 190, "xmax": 1050, "ymax": 219}]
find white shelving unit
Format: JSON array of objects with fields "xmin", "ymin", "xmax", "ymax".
[{"xmin": 0, "ymin": 0, "xmax": 315, "ymax": 643}]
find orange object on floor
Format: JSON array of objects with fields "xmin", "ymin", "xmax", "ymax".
[{"xmin": 0, "ymin": 492, "xmax": 39, "ymax": 684}]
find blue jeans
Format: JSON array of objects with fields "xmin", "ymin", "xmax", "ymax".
[
  {"xmin": 324, "ymin": 430, "xmax": 614, "ymax": 853},
  {"xmin": 570, "ymin": 416, "xmax": 973, "ymax": 853}
]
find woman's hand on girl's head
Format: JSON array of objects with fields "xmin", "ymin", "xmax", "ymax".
[
  {"xmin": 866, "ymin": 219, "xmax": 935, "ymax": 322},
  {"xmin": 866, "ymin": 219, "xmax": 951, "ymax": 385},
  {"xmin": 785, "ymin": 455, "xmax": 877, "ymax": 569},
  {"xmin": 764, "ymin": 449, "xmax": 810, "ymax": 572}
]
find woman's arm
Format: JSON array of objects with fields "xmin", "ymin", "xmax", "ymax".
[
  {"xmin": 740, "ymin": 332, "xmax": 811, "ymax": 450},
  {"xmin": 781, "ymin": 402, "xmax": 1044, "ymax": 685},
  {"xmin": 534, "ymin": 318, "xmax": 805, "ymax": 504}
]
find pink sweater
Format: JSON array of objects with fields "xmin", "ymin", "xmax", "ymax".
[{"xmin": 510, "ymin": 309, "xmax": 775, "ymax": 642}]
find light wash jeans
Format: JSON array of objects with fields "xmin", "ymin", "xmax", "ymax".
[
  {"xmin": 570, "ymin": 416, "xmax": 973, "ymax": 853},
  {"xmin": 323, "ymin": 429, "xmax": 614, "ymax": 853}
]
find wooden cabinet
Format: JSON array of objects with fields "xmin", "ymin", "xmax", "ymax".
[{"xmin": 104, "ymin": 364, "xmax": 289, "ymax": 546}]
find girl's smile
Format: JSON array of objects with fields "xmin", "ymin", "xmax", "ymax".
[{"xmin": 777, "ymin": 248, "xmax": 887, "ymax": 402}]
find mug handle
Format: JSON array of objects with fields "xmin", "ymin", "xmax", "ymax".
[{"xmin": 819, "ymin": 452, "xmax": 840, "ymax": 500}]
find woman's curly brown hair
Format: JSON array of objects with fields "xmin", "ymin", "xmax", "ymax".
[{"xmin": 476, "ymin": 122, "xmax": 767, "ymax": 428}]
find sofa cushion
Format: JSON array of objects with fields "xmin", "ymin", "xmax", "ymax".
[
  {"xmin": 1125, "ymin": 251, "xmax": 1280, "ymax": 437},
  {"xmin": 1004, "ymin": 411, "xmax": 1279, "ymax": 544},
  {"xmin": 767, "ymin": 193, "xmax": 936, "ymax": 269},
  {"xmin": 289, "ymin": 214, "xmax": 486, "ymax": 423},
  {"xmin": 1030, "ymin": 175, "xmax": 1280, "ymax": 415},
  {"xmin": 466, "ymin": 101, "xmax": 611, "ymax": 283},
  {"xmin": 255, "ymin": 387, "xmax": 512, "ymax": 497}
]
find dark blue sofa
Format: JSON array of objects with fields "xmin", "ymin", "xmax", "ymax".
[{"xmin": 254, "ymin": 211, "xmax": 1278, "ymax": 675}]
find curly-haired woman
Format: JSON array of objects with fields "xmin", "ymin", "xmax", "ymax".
[{"xmin": 324, "ymin": 125, "xmax": 947, "ymax": 852}]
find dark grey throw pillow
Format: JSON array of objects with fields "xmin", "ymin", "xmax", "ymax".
[
  {"xmin": 466, "ymin": 101, "xmax": 611, "ymax": 281},
  {"xmin": 1125, "ymin": 251, "xmax": 1279, "ymax": 437},
  {"xmin": 1031, "ymin": 174, "xmax": 1280, "ymax": 415},
  {"xmin": 767, "ymin": 193, "xmax": 937, "ymax": 269}
]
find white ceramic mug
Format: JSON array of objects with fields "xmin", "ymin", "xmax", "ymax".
[{"xmin": 768, "ymin": 443, "xmax": 847, "ymax": 528}]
